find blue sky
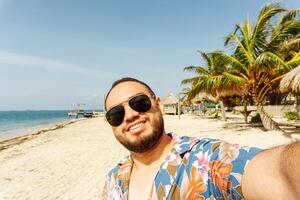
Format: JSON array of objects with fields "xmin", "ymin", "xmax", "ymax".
[{"xmin": 0, "ymin": 0, "xmax": 299, "ymax": 110}]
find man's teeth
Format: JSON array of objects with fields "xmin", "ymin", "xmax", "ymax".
[{"xmin": 129, "ymin": 123, "xmax": 143, "ymax": 131}]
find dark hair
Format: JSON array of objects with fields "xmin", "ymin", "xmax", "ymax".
[{"xmin": 104, "ymin": 77, "xmax": 156, "ymax": 110}]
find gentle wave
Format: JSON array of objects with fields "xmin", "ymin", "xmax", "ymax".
[{"xmin": 0, "ymin": 110, "xmax": 71, "ymax": 140}]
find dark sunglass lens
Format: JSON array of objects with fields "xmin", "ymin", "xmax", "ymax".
[
  {"xmin": 106, "ymin": 105, "xmax": 125, "ymax": 126},
  {"xmin": 129, "ymin": 95, "xmax": 151, "ymax": 112}
]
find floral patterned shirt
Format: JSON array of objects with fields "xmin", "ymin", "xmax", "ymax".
[{"xmin": 101, "ymin": 133, "xmax": 261, "ymax": 200}]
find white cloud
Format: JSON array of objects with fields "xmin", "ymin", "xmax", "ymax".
[{"xmin": 0, "ymin": 50, "xmax": 94, "ymax": 75}]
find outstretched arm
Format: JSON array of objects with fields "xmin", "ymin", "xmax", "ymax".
[{"xmin": 242, "ymin": 141, "xmax": 300, "ymax": 200}]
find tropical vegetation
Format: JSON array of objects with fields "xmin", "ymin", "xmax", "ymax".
[
  {"xmin": 182, "ymin": 4, "xmax": 300, "ymax": 130},
  {"xmin": 285, "ymin": 112, "xmax": 300, "ymax": 120}
]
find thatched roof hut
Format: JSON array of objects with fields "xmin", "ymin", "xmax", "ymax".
[
  {"xmin": 190, "ymin": 86, "xmax": 244, "ymax": 104},
  {"xmin": 162, "ymin": 93, "xmax": 178, "ymax": 105},
  {"xmin": 192, "ymin": 92, "xmax": 216, "ymax": 103},
  {"xmin": 280, "ymin": 65, "xmax": 300, "ymax": 93},
  {"xmin": 162, "ymin": 93, "xmax": 179, "ymax": 114}
]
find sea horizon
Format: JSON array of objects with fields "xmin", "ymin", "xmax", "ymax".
[
  {"xmin": 0, "ymin": 109, "xmax": 103, "ymax": 112},
  {"xmin": 0, "ymin": 110, "xmax": 102, "ymax": 141}
]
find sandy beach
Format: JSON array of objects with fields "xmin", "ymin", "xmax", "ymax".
[{"xmin": 0, "ymin": 114, "xmax": 299, "ymax": 200}]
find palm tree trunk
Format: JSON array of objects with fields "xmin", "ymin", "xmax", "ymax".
[
  {"xmin": 219, "ymin": 99, "xmax": 226, "ymax": 121},
  {"xmin": 294, "ymin": 93, "xmax": 299, "ymax": 114},
  {"xmin": 252, "ymin": 91, "xmax": 280, "ymax": 130},
  {"xmin": 243, "ymin": 97, "xmax": 249, "ymax": 124},
  {"xmin": 191, "ymin": 103, "xmax": 195, "ymax": 114},
  {"xmin": 200, "ymin": 101, "xmax": 206, "ymax": 115},
  {"xmin": 257, "ymin": 104, "xmax": 280, "ymax": 131}
]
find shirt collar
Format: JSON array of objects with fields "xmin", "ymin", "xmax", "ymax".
[
  {"xmin": 168, "ymin": 132, "xmax": 200, "ymax": 155},
  {"xmin": 117, "ymin": 133, "xmax": 200, "ymax": 166},
  {"xmin": 115, "ymin": 133, "xmax": 201, "ymax": 197}
]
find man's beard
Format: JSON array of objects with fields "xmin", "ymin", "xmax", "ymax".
[{"xmin": 117, "ymin": 117, "xmax": 164, "ymax": 153}]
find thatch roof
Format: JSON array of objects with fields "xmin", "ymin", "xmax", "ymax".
[
  {"xmin": 280, "ymin": 65, "xmax": 300, "ymax": 93},
  {"xmin": 162, "ymin": 93, "xmax": 178, "ymax": 105},
  {"xmin": 192, "ymin": 92, "xmax": 216, "ymax": 103},
  {"xmin": 215, "ymin": 83, "xmax": 248, "ymax": 98}
]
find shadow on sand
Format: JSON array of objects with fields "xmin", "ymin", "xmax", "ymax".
[{"xmin": 220, "ymin": 117, "xmax": 300, "ymax": 140}]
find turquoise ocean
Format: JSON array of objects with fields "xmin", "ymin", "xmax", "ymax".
[{"xmin": 0, "ymin": 110, "xmax": 72, "ymax": 141}]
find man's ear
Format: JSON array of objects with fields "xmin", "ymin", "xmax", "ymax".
[{"xmin": 155, "ymin": 96, "xmax": 165, "ymax": 115}]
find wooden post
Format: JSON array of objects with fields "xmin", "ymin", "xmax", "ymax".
[
  {"xmin": 103, "ymin": 94, "xmax": 106, "ymax": 114},
  {"xmin": 178, "ymin": 95, "xmax": 181, "ymax": 119}
]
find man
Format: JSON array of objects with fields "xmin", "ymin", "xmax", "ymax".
[{"xmin": 102, "ymin": 77, "xmax": 300, "ymax": 200}]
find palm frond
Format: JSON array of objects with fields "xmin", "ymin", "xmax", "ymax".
[
  {"xmin": 212, "ymin": 51, "xmax": 247, "ymax": 72},
  {"xmin": 225, "ymin": 24, "xmax": 240, "ymax": 46},
  {"xmin": 251, "ymin": 4, "xmax": 286, "ymax": 53},
  {"xmin": 286, "ymin": 54, "xmax": 300, "ymax": 69},
  {"xmin": 269, "ymin": 20, "xmax": 300, "ymax": 50},
  {"xmin": 197, "ymin": 50, "xmax": 212, "ymax": 67},
  {"xmin": 279, "ymin": 9, "xmax": 300, "ymax": 26},
  {"xmin": 256, "ymin": 51, "xmax": 289, "ymax": 73},
  {"xmin": 223, "ymin": 72, "xmax": 246, "ymax": 84},
  {"xmin": 233, "ymin": 20, "xmax": 254, "ymax": 55},
  {"xmin": 181, "ymin": 77, "xmax": 199, "ymax": 86},
  {"xmin": 226, "ymin": 34, "xmax": 252, "ymax": 64},
  {"xmin": 281, "ymin": 38, "xmax": 300, "ymax": 51},
  {"xmin": 183, "ymin": 65, "xmax": 210, "ymax": 75}
]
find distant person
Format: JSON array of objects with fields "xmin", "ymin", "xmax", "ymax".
[{"xmin": 101, "ymin": 77, "xmax": 300, "ymax": 200}]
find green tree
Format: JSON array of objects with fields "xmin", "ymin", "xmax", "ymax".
[
  {"xmin": 181, "ymin": 51, "xmax": 244, "ymax": 121},
  {"xmin": 213, "ymin": 4, "xmax": 300, "ymax": 130}
]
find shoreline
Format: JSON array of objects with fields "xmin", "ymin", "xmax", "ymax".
[
  {"xmin": 0, "ymin": 110, "xmax": 73, "ymax": 142},
  {"xmin": 1, "ymin": 113, "xmax": 299, "ymax": 151},
  {"xmin": 0, "ymin": 118, "xmax": 69, "ymax": 140},
  {"xmin": 0, "ymin": 118, "xmax": 85, "ymax": 151}
]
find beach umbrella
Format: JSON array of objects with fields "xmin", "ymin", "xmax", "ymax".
[{"xmin": 280, "ymin": 65, "xmax": 300, "ymax": 93}]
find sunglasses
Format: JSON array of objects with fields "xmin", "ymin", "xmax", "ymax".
[{"xmin": 105, "ymin": 94, "xmax": 154, "ymax": 126}]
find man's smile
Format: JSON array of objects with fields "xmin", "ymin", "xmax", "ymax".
[{"xmin": 126, "ymin": 120, "xmax": 146, "ymax": 134}]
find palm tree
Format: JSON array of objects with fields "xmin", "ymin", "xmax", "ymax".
[
  {"xmin": 180, "ymin": 87, "xmax": 196, "ymax": 114},
  {"xmin": 213, "ymin": 4, "xmax": 300, "ymax": 130},
  {"xmin": 181, "ymin": 51, "xmax": 244, "ymax": 121}
]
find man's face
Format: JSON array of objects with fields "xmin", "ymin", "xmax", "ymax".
[{"xmin": 105, "ymin": 81, "xmax": 165, "ymax": 153}]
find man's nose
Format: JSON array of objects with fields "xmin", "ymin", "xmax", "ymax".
[{"xmin": 123, "ymin": 104, "xmax": 139, "ymax": 122}]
